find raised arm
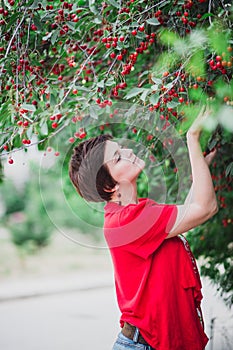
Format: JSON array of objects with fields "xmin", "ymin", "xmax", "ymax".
[{"xmin": 167, "ymin": 108, "xmax": 218, "ymax": 238}]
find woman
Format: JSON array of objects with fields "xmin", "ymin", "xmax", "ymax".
[{"xmin": 69, "ymin": 109, "xmax": 218, "ymax": 350}]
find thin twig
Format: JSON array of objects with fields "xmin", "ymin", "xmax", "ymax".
[
  {"xmin": 208, "ymin": 0, "xmax": 213, "ymax": 26},
  {"xmin": 0, "ymin": 118, "xmax": 71, "ymax": 157},
  {"xmin": 0, "ymin": 8, "xmax": 27, "ymax": 79}
]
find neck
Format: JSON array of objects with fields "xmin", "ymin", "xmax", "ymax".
[{"xmin": 110, "ymin": 180, "xmax": 138, "ymax": 206}]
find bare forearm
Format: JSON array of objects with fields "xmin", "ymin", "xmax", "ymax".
[{"xmin": 186, "ymin": 133, "xmax": 217, "ymax": 212}]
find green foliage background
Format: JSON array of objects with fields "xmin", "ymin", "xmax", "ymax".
[{"xmin": 0, "ymin": 0, "xmax": 232, "ymax": 305}]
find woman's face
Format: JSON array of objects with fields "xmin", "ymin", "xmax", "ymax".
[{"xmin": 104, "ymin": 140, "xmax": 145, "ymax": 184}]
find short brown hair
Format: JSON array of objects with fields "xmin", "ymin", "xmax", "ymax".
[{"xmin": 69, "ymin": 134, "xmax": 117, "ymax": 202}]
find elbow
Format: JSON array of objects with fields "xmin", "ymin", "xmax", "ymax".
[
  {"xmin": 207, "ymin": 200, "xmax": 219, "ymax": 219},
  {"xmin": 213, "ymin": 202, "xmax": 219, "ymax": 215}
]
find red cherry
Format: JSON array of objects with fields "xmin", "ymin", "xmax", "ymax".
[
  {"xmin": 110, "ymin": 52, "xmax": 116, "ymax": 59},
  {"xmin": 117, "ymin": 54, "xmax": 123, "ymax": 60},
  {"xmin": 131, "ymin": 29, "xmax": 137, "ymax": 36},
  {"xmin": 31, "ymin": 24, "xmax": 37, "ymax": 31},
  {"xmin": 52, "ymin": 122, "xmax": 58, "ymax": 129},
  {"xmin": 8, "ymin": 158, "xmax": 14, "ymax": 164},
  {"xmin": 79, "ymin": 132, "xmax": 87, "ymax": 139}
]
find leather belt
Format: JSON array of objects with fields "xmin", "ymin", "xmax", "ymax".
[{"xmin": 122, "ymin": 322, "xmax": 151, "ymax": 347}]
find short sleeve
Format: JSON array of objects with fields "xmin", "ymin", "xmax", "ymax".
[{"xmin": 104, "ymin": 199, "xmax": 177, "ymax": 259}]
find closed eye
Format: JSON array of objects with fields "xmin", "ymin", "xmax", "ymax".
[{"xmin": 116, "ymin": 153, "xmax": 121, "ymax": 162}]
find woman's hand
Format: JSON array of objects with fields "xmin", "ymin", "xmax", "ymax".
[
  {"xmin": 187, "ymin": 106, "xmax": 212, "ymax": 141},
  {"xmin": 204, "ymin": 148, "xmax": 217, "ymax": 166}
]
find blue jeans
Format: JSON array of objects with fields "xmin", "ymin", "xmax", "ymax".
[{"xmin": 113, "ymin": 332, "xmax": 154, "ymax": 350}]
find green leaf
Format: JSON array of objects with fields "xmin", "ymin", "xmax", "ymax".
[
  {"xmin": 29, "ymin": 0, "xmax": 40, "ymax": 9},
  {"xmin": 125, "ymin": 104, "xmax": 136, "ymax": 118},
  {"xmin": 50, "ymin": 94, "xmax": 57, "ymax": 106},
  {"xmin": 93, "ymin": 17, "xmax": 102, "ymax": 24},
  {"xmin": 125, "ymin": 88, "xmax": 144, "ymax": 99},
  {"xmin": 28, "ymin": 75, "xmax": 36, "ymax": 82},
  {"xmin": 106, "ymin": 0, "xmax": 120, "ymax": 8},
  {"xmin": 151, "ymin": 77, "xmax": 162, "ymax": 85},
  {"xmin": 89, "ymin": 0, "xmax": 98, "ymax": 14},
  {"xmin": 225, "ymin": 162, "xmax": 233, "ymax": 177},
  {"xmin": 139, "ymin": 70, "xmax": 149, "ymax": 78},
  {"xmin": 89, "ymin": 104, "xmax": 99, "ymax": 119},
  {"xmin": 59, "ymin": 89, "xmax": 65, "ymax": 99},
  {"xmin": 149, "ymin": 93, "xmax": 160, "ymax": 105},
  {"xmin": 153, "ymin": 52, "xmax": 179, "ymax": 75},
  {"xmin": 66, "ymin": 22, "xmax": 76, "ymax": 31},
  {"xmin": 75, "ymin": 85, "xmax": 90, "ymax": 92},
  {"xmin": 167, "ymin": 101, "xmax": 179, "ymax": 108},
  {"xmin": 40, "ymin": 121, "xmax": 48, "ymax": 136},
  {"xmin": 186, "ymin": 50, "xmax": 205, "ymax": 77},
  {"xmin": 151, "ymin": 84, "xmax": 159, "ymax": 91},
  {"xmin": 33, "ymin": 15, "xmax": 43, "ymax": 31},
  {"xmin": 208, "ymin": 23, "xmax": 230, "ymax": 57},
  {"xmin": 42, "ymin": 32, "xmax": 53, "ymax": 41},
  {"xmin": 21, "ymin": 104, "xmax": 36, "ymax": 112},
  {"xmin": 146, "ymin": 18, "xmax": 160, "ymax": 26},
  {"xmin": 105, "ymin": 78, "xmax": 115, "ymax": 86},
  {"xmin": 200, "ymin": 13, "xmax": 214, "ymax": 20},
  {"xmin": 215, "ymin": 77, "xmax": 233, "ymax": 99},
  {"xmin": 140, "ymin": 89, "xmax": 150, "ymax": 102},
  {"xmin": 188, "ymin": 87, "xmax": 208, "ymax": 102},
  {"xmin": 5, "ymin": 13, "xmax": 18, "ymax": 31},
  {"xmin": 97, "ymin": 80, "xmax": 105, "ymax": 88},
  {"xmin": 51, "ymin": 29, "xmax": 59, "ymax": 45},
  {"xmin": 159, "ymin": 30, "xmax": 180, "ymax": 46}
]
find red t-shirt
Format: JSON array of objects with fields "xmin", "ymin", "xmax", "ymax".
[{"xmin": 104, "ymin": 198, "xmax": 209, "ymax": 350}]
